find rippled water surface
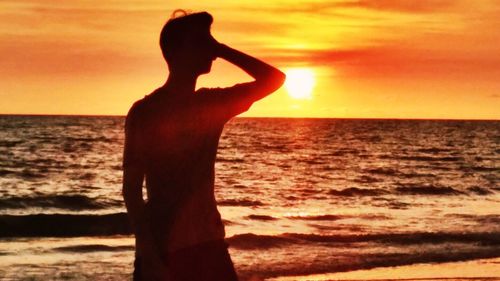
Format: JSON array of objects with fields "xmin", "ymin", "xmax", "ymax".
[{"xmin": 0, "ymin": 116, "xmax": 498, "ymax": 280}]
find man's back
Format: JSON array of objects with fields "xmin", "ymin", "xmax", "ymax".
[{"xmin": 124, "ymin": 87, "xmax": 231, "ymax": 254}]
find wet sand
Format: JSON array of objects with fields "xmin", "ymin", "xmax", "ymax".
[{"xmin": 270, "ymin": 258, "xmax": 500, "ymax": 281}]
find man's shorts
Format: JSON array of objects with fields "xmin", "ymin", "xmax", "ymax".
[{"xmin": 133, "ymin": 239, "xmax": 238, "ymax": 281}]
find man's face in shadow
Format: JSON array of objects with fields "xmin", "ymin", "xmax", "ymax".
[{"xmin": 177, "ymin": 30, "xmax": 217, "ymax": 76}]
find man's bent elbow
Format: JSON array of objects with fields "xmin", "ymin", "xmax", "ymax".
[
  {"xmin": 251, "ymin": 70, "xmax": 286, "ymax": 101},
  {"xmin": 264, "ymin": 70, "xmax": 286, "ymax": 93},
  {"xmin": 274, "ymin": 70, "xmax": 286, "ymax": 89}
]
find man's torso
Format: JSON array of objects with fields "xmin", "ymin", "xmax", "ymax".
[{"xmin": 126, "ymin": 88, "xmax": 227, "ymax": 253}]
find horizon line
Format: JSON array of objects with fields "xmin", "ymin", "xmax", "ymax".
[{"xmin": 0, "ymin": 113, "xmax": 498, "ymax": 122}]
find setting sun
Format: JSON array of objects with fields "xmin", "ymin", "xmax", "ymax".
[{"xmin": 285, "ymin": 68, "xmax": 315, "ymax": 100}]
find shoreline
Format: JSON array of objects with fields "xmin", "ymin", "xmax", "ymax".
[{"xmin": 269, "ymin": 258, "xmax": 500, "ymax": 281}]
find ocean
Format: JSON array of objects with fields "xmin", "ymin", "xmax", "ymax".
[{"xmin": 0, "ymin": 115, "xmax": 498, "ymax": 280}]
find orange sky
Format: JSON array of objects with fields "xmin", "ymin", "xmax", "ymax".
[{"xmin": 1, "ymin": 0, "xmax": 499, "ymax": 119}]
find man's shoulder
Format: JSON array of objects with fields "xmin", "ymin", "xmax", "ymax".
[
  {"xmin": 125, "ymin": 94, "xmax": 157, "ymax": 128},
  {"xmin": 126, "ymin": 89, "xmax": 161, "ymax": 119},
  {"xmin": 126, "ymin": 99, "xmax": 145, "ymax": 120}
]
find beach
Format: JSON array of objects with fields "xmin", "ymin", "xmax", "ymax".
[
  {"xmin": 0, "ymin": 115, "xmax": 498, "ymax": 280},
  {"xmin": 1, "ymin": 237, "xmax": 498, "ymax": 281},
  {"xmin": 271, "ymin": 258, "xmax": 500, "ymax": 280}
]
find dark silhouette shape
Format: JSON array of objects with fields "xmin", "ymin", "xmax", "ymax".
[{"xmin": 122, "ymin": 10, "xmax": 285, "ymax": 281}]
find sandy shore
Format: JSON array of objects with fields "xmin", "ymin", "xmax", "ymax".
[{"xmin": 269, "ymin": 258, "xmax": 500, "ymax": 281}]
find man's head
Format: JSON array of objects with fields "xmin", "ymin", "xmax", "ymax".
[{"xmin": 160, "ymin": 10, "xmax": 217, "ymax": 75}]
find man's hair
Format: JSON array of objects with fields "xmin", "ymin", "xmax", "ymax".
[{"xmin": 159, "ymin": 10, "xmax": 213, "ymax": 62}]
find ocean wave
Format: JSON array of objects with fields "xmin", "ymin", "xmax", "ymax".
[
  {"xmin": 0, "ymin": 194, "xmax": 116, "ymax": 210},
  {"xmin": 0, "ymin": 140, "xmax": 23, "ymax": 147},
  {"xmin": 395, "ymin": 185, "xmax": 463, "ymax": 195},
  {"xmin": 467, "ymin": 186, "xmax": 494, "ymax": 195},
  {"xmin": 246, "ymin": 215, "xmax": 278, "ymax": 221},
  {"xmin": 329, "ymin": 187, "xmax": 388, "ymax": 197},
  {"xmin": 392, "ymin": 155, "xmax": 465, "ymax": 162},
  {"xmin": 399, "ymin": 172, "xmax": 438, "ymax": 179},
  {"xmin": 416, "ymin": 147, "xmax": 452, "ymax": 154},
  {"xmin": 0, "ymin": 169, "xmax": 16, "ymax": 176},
  {"xmin": 286, "ymin": 214, "xmax": 346, "ymax": 221},
  {"xmin": 446, "ymin": 214, "xmax": 500, "ymax": 225},
  {"xmin": 217, "ymin": 198, "xmax": 265, "ymax": 207},
  {"xmin": 0, "ymin": 213, "xmax": 132, "ymax": 237},
  {"xmin": 380, "ymin": 155, "xmax": 465, "ymax": 162},
  {"xmin": 8, "ymin": 212, "xmax": 497, "ymax": 248},
  {"xmin": 290, "ymin": 214, "xmax": 390, "ymax": 222},
  {"xmin": 54, "ymin": 244, "xmax": 134, "ymax": 253},
  {"xmin": 365, "ymin": 167, "xmax": 399, "ymax": 176},
  {"xmin": 469, "ymin": 166, "xmax": 499, "ymax": 172},
  {"xmin": 353, "ymin": 175, "xmax": 381, "ymax": 183},
  {"xmin": 64, "ymin": 136, "xmax": 112, "ymax": 143},
  {"xmin": 365, "ymin": 168, "xmax": 439, "ymax": 180},
  {"xmin": 227, "ymin": 231, "xmax": 500, "ymax": 250},
  {"xmin": 226, "ymin": 233, "xmax": 293, "ymax": 249},
  {"xmin": 216, "ymin": 157, "xmax": 245, "ymax": 163},
  {"xmin": 260, "ymin": 143, "xmax": 290, "ymax": 152},
  {"xmin": 19, "ymin": 169, "xmax": 45, "ymax": 179}
]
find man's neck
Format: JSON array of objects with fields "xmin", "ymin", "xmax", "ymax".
[{"xmin": 163, "ymin": 72, "xmax": 198, "ymax": 96}]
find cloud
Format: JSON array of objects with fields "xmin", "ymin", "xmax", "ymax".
[
  {"xmin": 262, "ymin": 44, "xmax": 500, "ymax": 81},
  {"xmin": 231, "ymin": 0, "xmax": 457, "ymax": 15},
  {"xmin": 0, "ymin": 35, "xmax": 160, "ymax": 78},
  {"xmin": 337, "ymin": 0, "xmax": 457, "ymax": 13},
  {"xmin": 0, "ymin": 2, "xmax": 168, "ymax": 78}
]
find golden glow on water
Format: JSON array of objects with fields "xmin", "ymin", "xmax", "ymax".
[{"xmin": 285, "ymin": 68, "xmax": 315, "ymax": 100}]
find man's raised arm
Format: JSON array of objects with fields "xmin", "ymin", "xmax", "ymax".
[{"xmin": 216, "ymin": 43, "xmax": 286, "ymax": 102}]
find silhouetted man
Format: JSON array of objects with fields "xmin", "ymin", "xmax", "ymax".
[{"xmin": 122, "ymin": 11, "xmax": 285, "ymax": 281}]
